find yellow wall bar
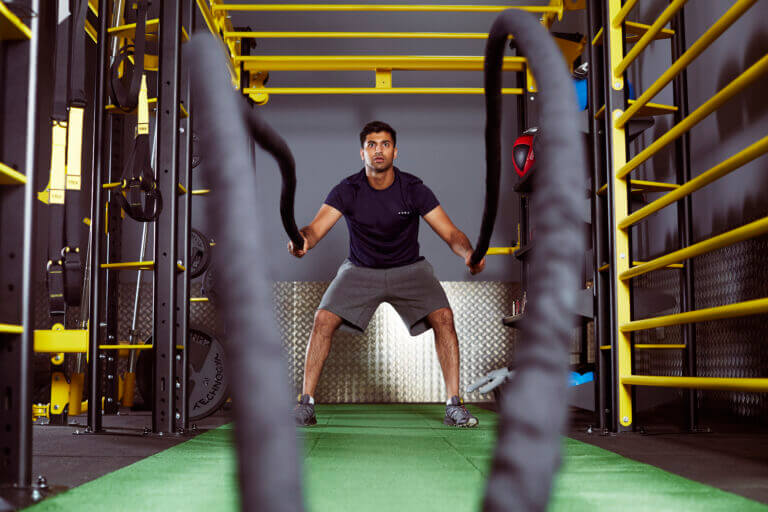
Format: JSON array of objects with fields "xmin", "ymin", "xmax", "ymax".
[
  {"xmin": 487, "ymin": 247, "xmax": 518, "ymax": 255},
  {"xmin": 621, "ymin": 297, "xmax": 768, "ymax": 332},
  {"xmin": 101, "ymin": 261, "xmax": 155, "ymax": 270},
  {"xmin": 613, "ymin": 0, "xmax": 687, "ymax": 78},
  {"xmin": 611, "ymin": 0, "xmax": 638, "ymax": 28},
  {"xmin": 620, "ymin": 135, "xmax": 768, "ymax": 228},
  {"xmin": 620, "ymin": 216, "xmax": 768, "ymax": 280},
  {"xmin": 635, "ymin": 344, "xmax": 686, "ymax": 350},
  {"xmin": 599, "ymin": 345, "xmax": 611, "ymax": 351},
  {"xmin": 0, "ymin": 2, "xmax": 32, "ymax": 40},
  {"xmin": 99, "ymin": 344, "xmax": 153, "ymax": 350},
  {"xmin": 618, "ymin": 0, "xmax": 758, "ymax": 127},
  {"xmin": 622, "ymin": 375, "xmax": 768, "ymax": 393},
  {"xmin": 245, "ymin": 87, "xmax": 524, "ymax": 95},
  {"xmin": 192, "ymin": 189, "xmax": 211, "ymax": 195},
  {"xmin": 618, "ymin": 53, "xmax": 768, "ymax": 179},
  {"xmin": 239, "ymin": 55, "xmax": 526, "ymax": 72},
  {"xmin": 191, "ymin": 297, "xmax": 209, "ymax": 303},
  {"xmin": 0, "ymin": 323, "xmax": 23, "ymax": 334},
  {"xmin": 213, "ymin": 4, "xmax": 561, "ymax": 14}
]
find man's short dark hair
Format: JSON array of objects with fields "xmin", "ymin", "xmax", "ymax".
[{"xmin": 359, "ymin": 121, "xmax": 397, "ymax": 148}]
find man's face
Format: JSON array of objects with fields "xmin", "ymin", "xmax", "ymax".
[{"xmin": 360, "ymin": 131, "xmax": 397, "ymax": 173}]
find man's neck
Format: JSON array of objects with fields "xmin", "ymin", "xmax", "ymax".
[{"xmin": 365, "ymin": 165, "xmax": 395, "ymax": 190}]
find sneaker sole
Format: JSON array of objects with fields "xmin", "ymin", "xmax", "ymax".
[
  {"xmin": 443, "ymin": 417, "xmax": 479, "ymax": 428},
  {"xmin": 296, "ymin": 417, "xmax": 317, "ymax": 426}
]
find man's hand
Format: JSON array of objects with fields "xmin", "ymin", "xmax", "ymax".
[
  {"xmin": 288, "ymin": 234, "xmax": 309, "ymax": 258},
  {"xmin": 464, "ymin": 252, "xmax": 486, "ymax": 275}
]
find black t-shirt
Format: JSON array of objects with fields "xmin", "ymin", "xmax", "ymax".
[{"xmin": 324, "ymin": 167, "xmax": 440, "ymax": 268}]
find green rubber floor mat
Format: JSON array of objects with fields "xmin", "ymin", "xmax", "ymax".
[{"xmin": 25, "ymin": 404, "xmax": 768, "ymax": 511}]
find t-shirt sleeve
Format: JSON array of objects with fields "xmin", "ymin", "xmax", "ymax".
[
  {"xmin": 411, "ymin": 182, "xmax": 440, "ymax": 216},
  {"xmin": 324, "ymin": 183, "xmax": 347, "ymax": 214}
]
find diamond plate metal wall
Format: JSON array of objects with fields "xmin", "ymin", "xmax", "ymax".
[{"xmin": 275, "ymin": 281, "xmax": 519, "ymax": 403}]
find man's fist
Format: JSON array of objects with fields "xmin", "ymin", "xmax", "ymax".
[
  {"xmin": 288, "ymin": 235, "xmax": 309, "ymax": 258},
  {"xmin": 465, "ymin": 253, "xmax": 486, "ymax": 275}
]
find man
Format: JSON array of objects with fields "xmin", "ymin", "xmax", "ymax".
[{"xmin": 289, "ymin": 121, "xmax": 485, "ymax": 427}]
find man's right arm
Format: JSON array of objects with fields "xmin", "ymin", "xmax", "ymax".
[{"xmin": 289, "ymin": 204, "xmax": 343, "ymax": 258}]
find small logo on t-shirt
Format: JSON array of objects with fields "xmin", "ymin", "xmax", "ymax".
[{"xmin": 397, "ymin": 210, "xmax": 412, "ymax": 216}]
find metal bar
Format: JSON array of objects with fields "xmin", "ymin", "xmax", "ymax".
[
  {"xmin": 621, "ymin": 375, "xmax": 768, "ymax": 393},
  {"xmin": 238, "ymin": 55, "xmax": 526, "ymax": 71},
  {"xmin": 597, "ymin": 179, "xmax": 679, "ymax": 195},
  {"xmin": 619, "ymin": 135, "xmax": 768, "ymax": 228},
  {"xmin": 621, "ymin": 297, "xmax": 768, "ymax": 332},
  {"xmin": 671, "ymin": 7, "xmax": 698, "ymax": 432},
  {"xmin": 100, "ymin": 261, "xmax": 155, "ymax": 270},
  {"xmin": 620, "ymin": 216, "xmax": 768, "ymax": 280},
  {"xmin": 0, "ymin": 162, "xmax": 27, "ymax": 184},
  {"xmin": 0, "ymin": 1, "xmax": 32, "ymax": 39},
  {"xmin": 617, "ymin": 52, "xmax": 768, "ymax": 179},
  {"xmin": 190, "ymin": 297, "xmax": 209, "ymax": 303},
  {"xmin": 88, "ymin": 0, "xmax": 110, "ymax": 434},
  {"xmin": 618, "ymin": 0, "xmax": 757, "ymax": 127},
  {"xmin": 153, "ymin": 0, "xmax": 182, "ymax": 434},
  {"xmin": 245, "ymin": 87, "xmax": 524, "ymax": 95},
  {"xmin": 100, "ymin": 344, "xmax": 153, "ymax": 350},
  {"xmin": 226, "ymin": 31, "xmax": 497, "ymax": 39},
  {"xmin": 212, "ymin": 4, "xmax": 562, "ymax": 14},
  {"xmin": 613, "ymin": 0, "xmax": 687, "ymax": 77},
  {"xmin": 611, "ymin": 0, "xmax": 638, "ymax": 28},
  {"xmin": 604, "ymin": 0, "xmax": 632, "ymax": 431}
]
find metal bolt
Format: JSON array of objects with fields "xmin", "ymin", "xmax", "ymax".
[
  {"xmin": 107, "ymin": 374, "xmax": 114, "ymax": 380},
  {"xmin": 53, "ymin": 405, "xmax": 59, "ymax": 410},
  {"xmin": 99, "ymin": 354, "xmax": 106, "ymax": 360},
  {"xmin": 622, "ymin": 416, "xmax": 629, "ymax": 423},
  {"xmin": 158, "ymin": 431, "xmax": 164, "ymax": 437},
  {"xmin": 179, "ymin": 127, "xmax": 185, "ymax": 133},
  {"xmin": 108, "ymin": 357, "xmax": 114, "ymax": 362},
  {"xmin": 175, "ymin": 382, "xmax": 181, "ymax": 389},
  {"xmin": 107, "ymin": 398, "xmax": 113, "ymax": 403},
  {"xmin": 620, "ymin": 253, "xmax": 626, "ymax": 259},
  {"xmin": 613, "ymin": 80, "xmax": 622, "ymax": 89},
  {"xmin": 176, "ymin": 354, "xmax": 181, "ymax": 361},
  {"xmin": 175, "ymin": 412, "xmax": 181, "ymax": 420},
  {"xmin": 529, "ymin": 95, "xmax": 535, "ymax": 101},
  {"xmin": 177, "ymin": 259, "xmax": 183, "ymax": 266}
]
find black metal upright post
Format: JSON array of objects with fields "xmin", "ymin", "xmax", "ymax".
[
  {"xmin": 671, "ymin": 8, "xmax": 697, "ymax": 432},
  {"xmin": 0, "ymin": 0, "xmax": 41, "ymax": 493},
  {"xmin": 87, "ymin": 0, "xmax": 111, "ymax": 434},
  {"xmin": 153, "ymin": 0, "xmax": 183, "ymax": 433},
  {"xmin": 586, "ymin": 0, "xmax": 610, "ymax": 432},
  {"xmin": 177, "ymin": 1, "xmax": 196, "ymax": 433}
]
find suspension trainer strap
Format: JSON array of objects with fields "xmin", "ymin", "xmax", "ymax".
[
  {"xmin": 47, "ymin": 0, "xmax": 71, "ymax": 318},
  {"xmin": 114, "ymin": 75, "xmax": 163, "ymax": 222},
  {"xmin": 63, "ymin": 0, "xmax": 90, "ymax": 306},
  {"xmin": 110, "ymin": 0, "xmax": 147, "ymax": 111}
]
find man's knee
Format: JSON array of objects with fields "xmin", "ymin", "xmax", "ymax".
[
  {"xmin": 428, "ymin": 307, "xmax": 455, "ymax": 332},
  {"xmin": 313, "ymin": 309, "xmax": 342, "ymax": 336}
]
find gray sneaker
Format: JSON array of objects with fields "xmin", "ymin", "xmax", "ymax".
[
  {"xmin": 444, "ymin": 396, "xmax": 479, "ymax": 427},
  {"xmin": 294, "ymin": 394, "xmax": 317, "ymax": 426}
]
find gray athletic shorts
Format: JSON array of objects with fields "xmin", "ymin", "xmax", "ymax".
[{"xmin": 318, "ymin": 259, "xmax": 451, "ymax": 336}]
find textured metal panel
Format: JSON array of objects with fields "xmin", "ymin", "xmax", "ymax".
[{"xmin": 276, "ymin": 281, "xmax": 518, "ymax": 403}]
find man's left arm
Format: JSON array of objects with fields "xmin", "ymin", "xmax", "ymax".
[{"xmin": 423, "ymin": 206, "xmax": 485, "ymax": 275}]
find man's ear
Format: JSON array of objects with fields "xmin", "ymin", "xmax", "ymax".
[
  {"xmin": 393, "ymin": 147, "xmax": 398, "ymax": 160},
  {"xmin": 360, "ymin": 148, "xmax": 365, "ymax": 161}
]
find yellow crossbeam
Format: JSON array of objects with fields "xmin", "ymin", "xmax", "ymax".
[
  {"xmin": 618, "ymin": 0, "xmax": 757, "ymax": 127},
  {"xmin": 0, "ymin": 323, "xmax": 23, "ymax": 334},
  {"xmin": 617, "ymin": 53, "xmax": 768, "ymax": 179},
  {"xmin": 101, "ymin": 261, "xmax": 155, "ymax": 270},
  {"xmin": 595, "ymin": 99, "xmax": 677, "ymax": 120},
  {"xmin": 226, "ymin": 31, "xmax": 498, "ymax": 40},
  {"xmin": 191, "ymin": 297, "xmax": 209, "ymax": 302},
  {"xmin": 620, "ymin": 135, "xmax": 768, "ymax": 228},
  {"xmin": 611, "ymin": 0, "xmax": 638, "ymax": 28},
  {"xmin": 191, "ymin": 189, "xmax": 211, "ymax": 195},
  {"xmin": 620, "ymin": 217, "xmax": 768, "ymax": 280},
  {"xmin": 99, "ymin": 344, "xmax": 153, "ymax": 350},
  {"xmin": 239, "ymin": 55, "xmax": 526, "ymax": 72},
  {"xmin": 596, "ymin": 179, "xmax": 679, "ymax": 196},
  {"xmin": 212, "ymin": 4, "xmax": 562, "ymax": 14},
  {"xmin": 487, "ymin": 247, "xmax": 518, "ymax": 255},
  {"xmin": 635, "ymin": 344, "xmax": 686, "ymax": 350},
  {"xmin": 621, "ymin": 375, "xmax": 768, "ymax": 393},
  {"xmin": 0, "ymin": 161, "xmax": 26, "ymax": 185},
  {"xmin": 0, "ymin": 2, "xmax": 32, "ymax": 40},
  {"xmin": 613, "ymin": 0, "xmax": 687, "ymax": 77},
  {"xmin": 620, "ymin": 297, "xmax": 768, "ymax": 332},
  {"xmin": 108, "ymin": 19, "xmax": 190, "ymax": 42}
]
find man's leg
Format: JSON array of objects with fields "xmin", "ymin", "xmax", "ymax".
[
  {"xmin": 427, "ymin": 307, "xmax": 460, "ymax": 398},
  {"xmin": 427, "ymin": 307, "xmax": 478, "ymax": 427},
  {"xmin": 302, "ymin": 309, "xmax": 344, "ymax": 397}
]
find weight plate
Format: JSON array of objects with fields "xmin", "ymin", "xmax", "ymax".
[
  {"xmin": 135, "ymin": 327, "xmax": 229, "ymax": 421},
  {"xmin": 192, "ymin": 132, "xmax": 201, "ymax": 169},
  {"xmin": 190, "ymin": 229, "xmax": 213, "ymax": 279},
  {"xmin": 202, "ymin": 267, "xmax": 216, "ymax": 301}
]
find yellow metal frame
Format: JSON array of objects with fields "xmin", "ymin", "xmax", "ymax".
[
  {"xmin": 0, "ymin": 323, "xmax": 23, "ymax": 333},
  {"xmin": 0, "ymin": 1, "xmax": 32, "ymax": 40},
  {"xmin": 101, "ymin": 261, "xmax": 155, "ymax": 270},
  {"xmin": 34, "ymin": 325, "xmax": 88, "ymax": 353},
  {"xmin": 622, "ymin": 375, "xmax": 768, "ymax": 393},
  {"xmin": 0, "ymin": 161, "xmax": 26, "ymax": 185},
  {"xmin": 618, "ymin": 0, "xmax": 756, "ymax": 125},
  {"xmin": 245, "ymin": 87, "xmax": 523, "ymax": 96},
  {"xmin": 620, "ymin": 135, "xmax": 768, "ymax": 228},
  {"xmin": 191, "ymin": 297, "xmax": 210, "ymax": 303},
  {"xmin": 212, "ymin": 3, "xmax": 563, "ymax": 15},
  {"xmin": 592, "ymin": 21, "xmax": 675, "ymax": 47},
  {"xmin": 621, "ymin": 298, "xmax": 768, "ymax": 333},
  {"xmin": 239, "ymin": 55, "xmax": 527, "ymax": 72}
]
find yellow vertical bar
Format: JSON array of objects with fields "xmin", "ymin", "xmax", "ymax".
[
  {"xmin": 66, "ymin": 107, "xmax": 84, "ymax": 191},
  {"xmin": 49, "ymin": 123, "xmax": 68, "ymax": 205},
  {"xmin": 607, "ymin": 0, "xmax": 632, "ymax": 428}
]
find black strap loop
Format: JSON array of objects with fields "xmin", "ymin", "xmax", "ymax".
[
  {"xmin": 63, "ymin": 248, "xmax": 82, "ymax": 306},
  {"xmin": 114, "ymin": 133, "xmax": 163, "ymax": 222},
  {"xmin": 109, "ymin": 0, "xmax": 148, "ymax": 111}
]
